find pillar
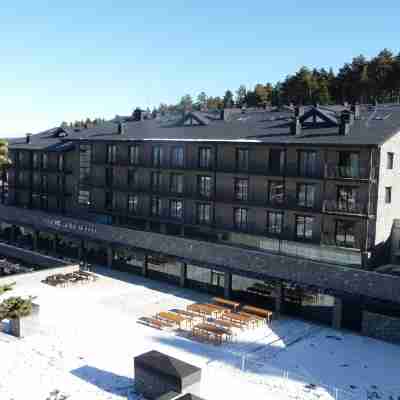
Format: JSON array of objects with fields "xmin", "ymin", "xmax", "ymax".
[
  {"xmin": 224, "ymin": 271, "xmax": 232, "ymax": 299},
  {"xmin": 275, "ymin": 282, "xmax": 284, "ymax": 317},
  {"xmin": 332, "ymin": 297, "xmax": 343, "ymax": 330},
  {"xmin": 142, "ymin": 254, "xmax": 149, "ymax": 278},
  {"xmin": 77, "ymin": 240, "xmax": 85, "ymax": 260},
  {"xmin": 33, "ymin": 230, "xmax": 39, "ymax": 251},
  {"xmin": 180, "ymin": 262, "xmax": 187, "ymax": 288},
  {"xmin": 107, "ymin": 247, "xmax": 113, "ymax": 268}
]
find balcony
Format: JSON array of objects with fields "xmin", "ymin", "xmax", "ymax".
[
  {"xmin": 322, "ymin": 200, "xmax": 369, "ymax": 216},
  {"xmin": 324, "ymin": 163, "xmax": 374, "ymax": 181}
]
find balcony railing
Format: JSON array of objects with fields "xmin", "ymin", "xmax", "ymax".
[
  {"xmin": 323, "ymin": 200, "xmax": 369, "ymax": 216},
  {"xmin": 324, "ymin": 163, "xmax": 373, "ymax": 180}
]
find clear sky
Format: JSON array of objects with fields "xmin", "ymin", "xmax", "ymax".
[{"xmin": 1, "ymin": 1, "xmax": 399, "ymax": 137}]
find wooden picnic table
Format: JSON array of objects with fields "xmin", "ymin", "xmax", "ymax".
[
  {"xmin": 213, "ymin": 297, "xmax": 241, "ymax": 312},
  {"xmin": 203, "ymin": 303, "xmax": 230, "ymax": 318},
  {"xmin": 192, "ymin": 323, "xmax": 232, "ymax": 344},
  {"xmin": 238, "ymin": 312, "xmax": 265, "ymax": 328},
  {"xmin": 242, "ymin": 305, "xmax": 273, "ymax": 323},
  {"xmin": 221, "ymin": 311, "xmax": 254, "ymax": 329},
  {"xmin": 187, "ymin": 303, "xmax": 220, "ymax": 319},
  {"xmin": 157, "ymin": 311, "xmax": 193, "ymax": 329}
]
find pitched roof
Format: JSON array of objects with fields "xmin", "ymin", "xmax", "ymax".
[{"xmin": 8, "ymin": 104, "xmax": 400, "ymax": 150}]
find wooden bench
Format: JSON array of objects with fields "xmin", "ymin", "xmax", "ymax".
[
  {"xmin": 242, "ymin": 306, "xmax": 273, "ymax": 323},
  {"xmin": 213, "ymin": 297, "xmax": 241, "ymax": 312}
]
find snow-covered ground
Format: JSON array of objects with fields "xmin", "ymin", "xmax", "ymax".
[{"xmin": 0, "ymin": 267, "xmax": 399, "ymax": 400}]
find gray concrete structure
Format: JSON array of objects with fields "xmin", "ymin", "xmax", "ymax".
[{"xmin": 362, "ymin": 311, "xmax": 400, "ymax": 344}]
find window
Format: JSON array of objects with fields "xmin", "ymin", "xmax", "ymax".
[
  {"xmin": 58, "ymin": 154, "xmax": 64, "ymax": 172},
  {"xmin": 269, "ymin": 149, "xmax": 285, "ymax": 174},
  {"xmin": 296, "ymin": 216, "xmax": 314, "ymax": 240},
  {"xmin": 267, "ymin": 212, "xmax": 283, "ymax": 235},
  {"xmin": 78, "ymin": 190, "xmax": 90, "ymax": 206},
  {"xmin": 170, "ymin": 173, "xmax": 184, "ymax": 194},
  {"xmin": 335, "ymin": 220, "xmax": 356, "ymax": 248},
  {"xmin": 105, "ymin": 168, "xmax": 113, "ymax": 186},
  {"xmin": 170, "ymin": 200, "xmax": 183, "ymax": 219},
  {"xmin": 385, "ymin": 187, "xmax": 392, "ymax": 204},
  {"xmin": 79, "ymin": 145, "xmax": 91, "ymax": 181},
  {"xmin": 152, "ymin": 171, "xmax": 162, "ymax": 191},
  {"xmin": 298, "ymin": 151, "xmax": 317, "ymax": 177},
  {"xmin": 337, "ymin": 186, "xmax": 357, "ymax": 211},
  {"xmin": 31, "ymin": 193, "xmax": 40, "ymax": 208},
  {"xmin": 236, "ymin": 148, "xmax": 249, "ymax": 171},
  {"xmin": 199, "ymin": 147, "xmax": 212, "ymax": 169},
  {"xmin": 57, "ymin": 175, "xmax": 65, "ymax": 190},
  {"xmin": 40, "ymin": 194, "xmax": 48, "ymax": 210},
  {"xmin": 198, "ymin": 175, "xmax": 212, "ymax": 198},
  {"xmin": 41, "ymin": 175, "xmax": 48, "ymax": 191},
  {"xmin": 235, "ymin": 178, "xmax": 248, "ymax": 201},
  {"xmin": 387, "ymin": 152, "xmax": 394, "ymax": 170},
  {"xmin": 32, "ymin": 152, "xmax": 39, "ymax": 169},
  {"xmin": 197, "ymin": 203, "xmax": 211, "ymax": 224},
  {"xmin": 105, "ymin": 191, "xmax": 113, "ymax": 209},
  {"xmin": 128, "ymin": 195, "xmax": 138, "ymax": 213},
  {"xmin": 171, "ymin": 146, "xmax": 184, "ymax": 168},
  {"xmin": 152, "ymin": 145, "xmax": 163, "ymax": 167},
  {"xmin": 33, "ymin": 172, "xmax": 40, "ymax": 187},
  {"xmin": 268, "ymin": 181, "xmax": 284, "ymax": 204},
  {"xmin": 57, "ymin": 198, "xmax": 65, "ymax": 213},
  {"xmin": 17, "ymin": 171, "xmax": 25, "ymax": 185},
  {"xmin": 297, "ymin": 184, "xmax": 315, "ymax": 208},
  {"xmin": 42, "ymin": 153, "xmax": 48, "ymax": 169},
  {"xmin": 338, "ymin": 152, "xmax": 359, "ymax": 178},
  {"xmin": 234, "ymin": 208, "xmax": 248, "ymax": 230},
  {"xmin": 107, "ymin": 145, "xmax": 117, "ymax": 164},
  {"xmin": 129, "ymin": 145, "xmax": 140, "ymax": 165},
  {"xmin": 151, "ymin": 197, "xmax": 162, "ymax": 216},
  {"xmin": 128, "ymin": 169, "xmax": 137, "ymax": 186},
  {"xmin": 18, "ymin": 152, "xmax": 25, "ymax": 166}
]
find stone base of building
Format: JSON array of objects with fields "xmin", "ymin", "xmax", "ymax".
[{"xmin": 361, "ymin": 311, "xmax": 400, "ymax": 344}]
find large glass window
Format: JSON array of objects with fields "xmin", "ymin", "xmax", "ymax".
[
  {"xmin": 33, "ymin": 172, "xmax": 40, "ymax": 187},
  {"xmin": 298, "ymin": 151, "xmax": 317, "ymax": 177},
  {"xmin": 236, "ymin": 148, "xmax": 249, "ymax": 171},
  {"xmin": 385, "ymin": 187, "xmax": 392, "ymax": 204},
  {"xmin": 296, "ymin": 216, "xmax": 314, "ymax": 240},
  {"xmin": 41, "ymin": 175, "xmax": 48, "ymax": 191},
  {"xmin": 78, "ymin": 190, "xmax": 91, "ymax": 206},
  {"xmin": 40, "ymin": 194, "xmax": 48, "ymax": 210},
  {"xmin": 235, "ymin": 178, "xmax": 248, "ymax": 201},
  {"xmin": 335, "ymin": 220, "xmax": 356, "ymax": 248},
  {"xmin": 199, "ymin": 147, "xmax": 212, "ymax": 169},
  {"xmin": 107, "ymin": 145, "xmax": 117, "ymax": 164},
  {"xmin": 105, "ymin": 191, "xmax": 113, "ymax": 209},
  {"xmin": 170, "ymin": 173, "xmax": 184, "ymax": 194},
  {"xmin": 337, "ymin": 186, "xmax": 357, "ymax": 211},
  {"xmin": 79, "ymin": 145, "xmax": 91, "ymax": 181},
  {"xmin": 129, "ymin": 145, "xmax": 140, "ymax": 165},
  {"xmin": 234, "ymin": 208, "xmax": 248, "ymax": 230},
  {"xmin": 267, "ymin": 211, "xmax": 283, "ymax": 234},
  {"xmin": 170, "ymin": 200, "xmax": 183, "ymax": 219},
  {"xmin": 297, "ymin": 183, "xmax": 315, "ymax": 208},
  {"xmin": 58, "ymin": 154, "xmax": 64, "ymax": 172},
  {"xmin": 152, "ymin": 171, "xmax": 162, "ymax": 191},
  {"xmin": 105, "ymin": 168, "xmax": 113, "ymax": 186},
  {"xmin": 32, "ymin": 152, "xmax": 39, "ymax": 169},
  {"xmin": 171, "ymin": 146, "xmax": 184, "ymax": 168},
  {"xmin": 42, "ymin": 153, "xmax": 48, "ymax": 169},
  {"xmin": 269, "ymin": 149, "xmax": 285, "ymax": 174},
  {"xmin": 387, "ymin": 152, "xmax": 394, "ymax": 170},
  {"xmin": 198, "ymin": 175, "xmax": 212, "ymax": 198},
  {"xmin": 151, "ymin": 197, "xmax": 162, "ymax": 216},
  {"xmin": 268, "ymin": 181, "xmax": 284, "ymax": 204},
  {"xmin": 152, "ymin": 145, "xmax": 163, "ymax": 167},
  {"xmin": 128, "ymin": 195, "xmax": 138, "ymax": 213},
  {"xmin": 338, "ymin": 152, "xmax": 359, "ymax": 178},
  {"xmin": 197, "ymin": 203, "xmax": 211, "ymax": 224},
  {"xmin": 128, "ymin": 169, "xmax": 137, "ymax": 186}
]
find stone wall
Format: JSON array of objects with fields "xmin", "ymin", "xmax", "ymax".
[{"xmin": 362, "ymin": 311, "xmax": 400, "ymax": 344}]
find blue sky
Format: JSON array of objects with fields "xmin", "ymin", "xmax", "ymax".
[{"xmin": 1, "ymin": 1, "xmax": 400, "ymax": 137}]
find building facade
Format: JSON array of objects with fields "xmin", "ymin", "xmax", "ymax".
[{"xmin": 4, "ymin": 105, "xmax": 400, "ymax": 332}]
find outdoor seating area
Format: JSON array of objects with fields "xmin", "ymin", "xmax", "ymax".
[
  {"xmin": 137, "ymin": 296, "xmax": 274, "ymax": 346},
  {"xmin": 42, "ymin": 271, "xmax": 98, "ymax": 288}
]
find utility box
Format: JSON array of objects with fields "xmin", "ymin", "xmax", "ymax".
[{"xmin": 134, "ymin": 350, "xmax": 201, "ymax": 400}]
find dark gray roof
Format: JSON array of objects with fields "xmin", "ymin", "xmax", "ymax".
[
  {"xmin": 134, "ymin": 350, "xmax": 200, "ymax": 379},
  {"xmin": 9, "ymin": 104, "xmax": 400, "ymax": 150}
]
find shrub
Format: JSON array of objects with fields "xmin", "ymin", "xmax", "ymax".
[
  {"xmin": 0, "ymin": 296, "xmax": 33, "ymax": 320},
  {"xmin": 0, "ymin": 282, "xmax": 16, "ymax": 296}
]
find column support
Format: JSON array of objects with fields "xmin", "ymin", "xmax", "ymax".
[
  {"xmin": 180, "ymin": 262, "xmax": 187, "ymax": 288},
  {"xmin": 142, "ymin": 254, "xmax": 149, "ymax": 278},
  {"xmin": 275, "ymin": 282, "xmax": 284, "ymax": 317},
  {"xmin": 224, "ymin": 271, "xmax": 232, "ymax": 299},
  {"xmin": 332, "ymin": 297, "xmax": 343, "ymax": 330},
  {"xmin": 107, "ymin": 247, "xmax": 113, "ymax": 268}
]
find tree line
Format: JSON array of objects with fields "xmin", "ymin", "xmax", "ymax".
[{"xmin": 159, "ymin": 49, "xmax": 400, "ymax": 111}]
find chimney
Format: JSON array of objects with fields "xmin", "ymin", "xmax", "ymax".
[
  {"xmin": 290, "ymin": 117, "xmax": 302, "ymax": 136},
  {"xmin": 351, "ymin": 103, "xmax": 361, "ymax": 120},
  {"xmin": 26, "ymin": 133, "xmax": 32, "ymax": 144},
  {"xmin": 133, "ymin": 108, "xmax": 142, "ymax": 121},
  {"xmin": 339, "ymin": 111, "xmax": 351, "ymax": 135}
]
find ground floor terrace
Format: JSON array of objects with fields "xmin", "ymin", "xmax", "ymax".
[
  {"xmin": 1, "ymin": 266, "xmax": 400, "ymax": 400},
  {"xmin": 1, "ymin": 204, "xmax": 400, "ymax": 337}
]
